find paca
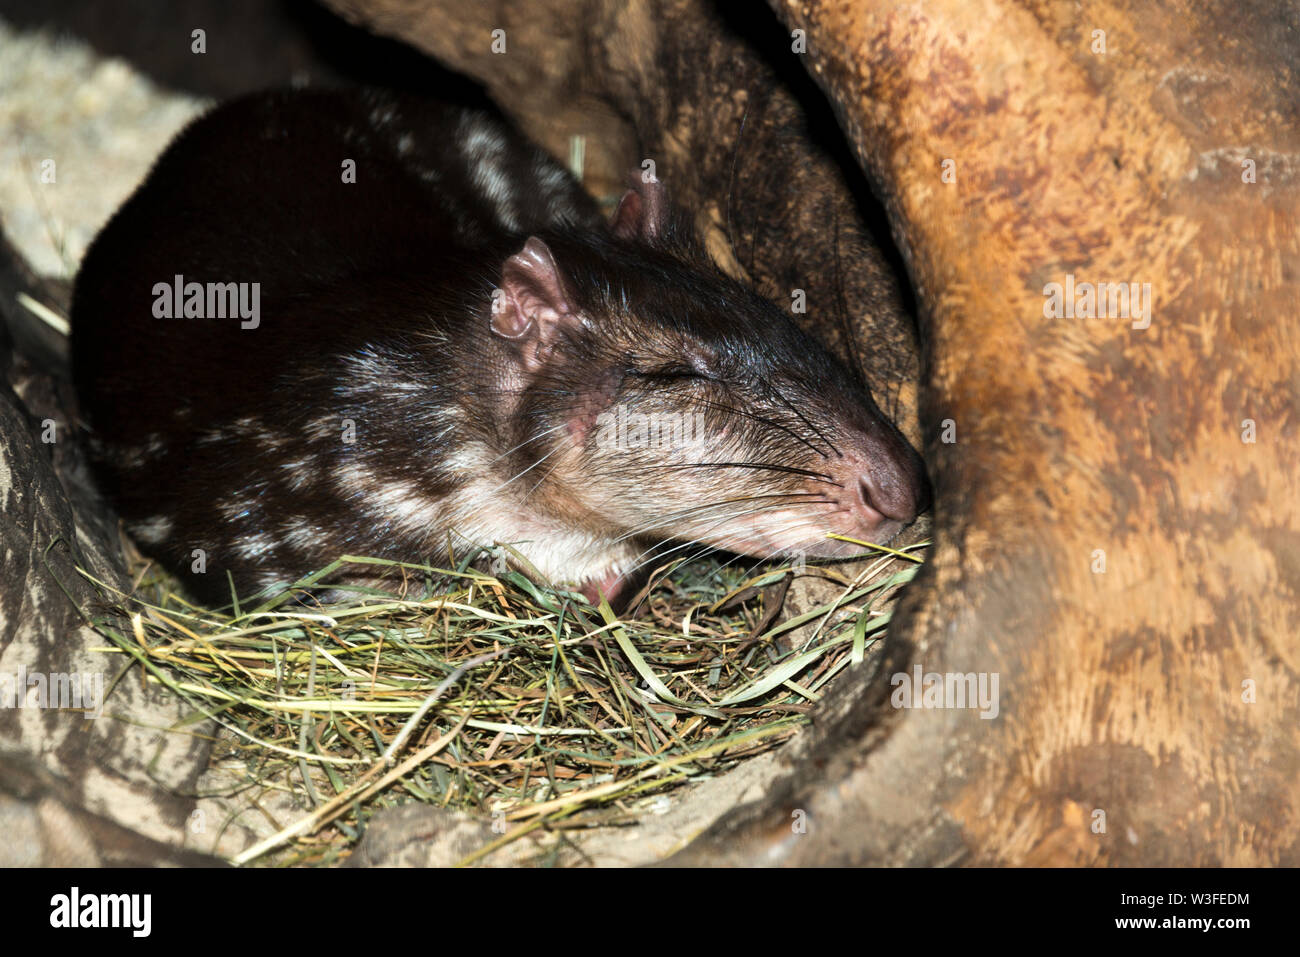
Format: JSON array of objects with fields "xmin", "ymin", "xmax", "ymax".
[{"xmin": 71, "ymin": 88, "xmax": 928, "ymax": 604}]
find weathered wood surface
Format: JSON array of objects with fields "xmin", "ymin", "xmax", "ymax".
[
  {"xmin": 0, "ymin": 228, "xmax": 213, "ymax": 860},
  {"xmin": 326, "ymin": 0, "xmax": 1300, "ymax": 864},
  {"xmin": 691, "ymin": 0, "xmax": 1300, "ymax": 866},
  {"xmin": 5, "ymin": 0, "xmax": 1293, "ymax": 865}
]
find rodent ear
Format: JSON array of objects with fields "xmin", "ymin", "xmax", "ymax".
[
  {"xmin": 491, "ymin": 237, "xmax": 576, "ymax": 370},
  {"xmin": 611, "ymin": 174, "xmax": 667, "ymax": 241}
]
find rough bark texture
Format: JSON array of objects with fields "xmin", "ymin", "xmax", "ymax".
[
  {"xmin": 673, "ymin": 0, "xmax": 1300, "ymax": 865},
  {"xmin": 0, "ymin": 227, "xmax": 214, "ymax": 862},
  {"xmin": 0, "ymin": 749, "xmax": 221, "ymax": 866},
  {"xmin": 323, "ymin": 0, "xmax": 1300, "ymax": 864},
  {"xmin": 6, "ymin": 0, "xmax": 1295, "ymax": 865}
]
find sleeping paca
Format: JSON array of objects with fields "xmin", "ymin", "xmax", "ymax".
[{"xmin": 71, "ymin": 88, "xmax": 928, "ymax": 605}]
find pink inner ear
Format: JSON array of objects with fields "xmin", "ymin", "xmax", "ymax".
[
  {"xmin": 489, "ymin": 287, "xmax": 532, "ymax": 339},
  {"xmin": 611, "ymin": 190, "xmax": 644, "ymax": 240},
  {"xmin": 610, "ymin": 177, "xmax": 666, "ymax": 241},
  {"xmin": 501, "ymin": 237, "xmax": 571, "ymax": 316},
  {"xmin": 490, "ymin": 237, "xmax": 575, "ymax": 369}
]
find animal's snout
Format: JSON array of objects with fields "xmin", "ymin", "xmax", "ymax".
[
  {"xmin": 835, "ymin": 427, "xmax": 930, "ymax": 538},
  {"xmin": 856, "ymin": 474, "xmax": 901, "ymax": 523},
  {"xmin": 857, "ymin": 459, "xmax": 927, "ymax": 523}
]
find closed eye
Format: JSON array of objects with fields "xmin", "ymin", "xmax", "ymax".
[
  {"xmin": 622, "ymin": 363, "xmax": 713, "ymax": 383},
  {"xmin": 652, "ymin": 364, "xmax": 712, "ymax": 382}
]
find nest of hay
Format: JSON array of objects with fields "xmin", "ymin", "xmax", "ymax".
[{"xmin": 77, "ymin": 538, "xmax": 925, "ymax": 865}]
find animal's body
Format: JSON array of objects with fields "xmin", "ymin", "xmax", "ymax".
[{"xmin": 71, "ymin": 88, "xmax": 926, "ymax": 604}]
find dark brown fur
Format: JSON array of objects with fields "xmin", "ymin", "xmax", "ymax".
[{"xmin": 72, "ymin": 88, "xmax": 926, "ymax": 605}]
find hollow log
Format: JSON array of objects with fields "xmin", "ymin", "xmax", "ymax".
[
  {"xmin": 323, "ymin": 0, "xmax": 1300, "ymax": 864},
  {"xmin": 674, "ymin": 0, "xmax": 1300, "ymax": 865}
]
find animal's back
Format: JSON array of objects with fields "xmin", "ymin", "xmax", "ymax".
[
  {"xmin": 70, "ymin": 88, "xmax": 602, "ymax": 599},
  {"xmin": 72, "ymin": 88, "xmax": 598, "ymax": 421}
]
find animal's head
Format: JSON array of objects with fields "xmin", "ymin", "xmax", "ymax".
[{"xmin": 484, "ymin": 175, "xmax": 929, "ymax": 576}]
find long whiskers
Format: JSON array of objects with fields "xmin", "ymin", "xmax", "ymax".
[
  {"xmin": 768, "ymin": 388, "xmax": 838, "ymax": 458},
  {"xmin": 646, "ymin": 461, "xmax": 839, "ymax": 486},
  {"xmin": 617, "ymin": 510, "xmax": 846, "ymax": 583},
  {"xmin": 486, "ymin": 422, "xmax": 569, "ymax": 467},
  {"xmin": 477, "ymin": 443, "xmax": 563, "ymax": 499},
  {"xmin": 688, "ymin": 395, "xmax": 829, "ymax": 459},
  {"xmin": 605, "ymin": 492, "xmax": 833, "ymax": 549}
]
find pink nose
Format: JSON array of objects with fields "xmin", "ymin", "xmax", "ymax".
[
  {"xmin": 833, "ymin": 431, "xmax": 929, "ymax": 537},
  {"xmin": 857, "ymin": 470, "xmax": 922, "ymax": 523}
]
